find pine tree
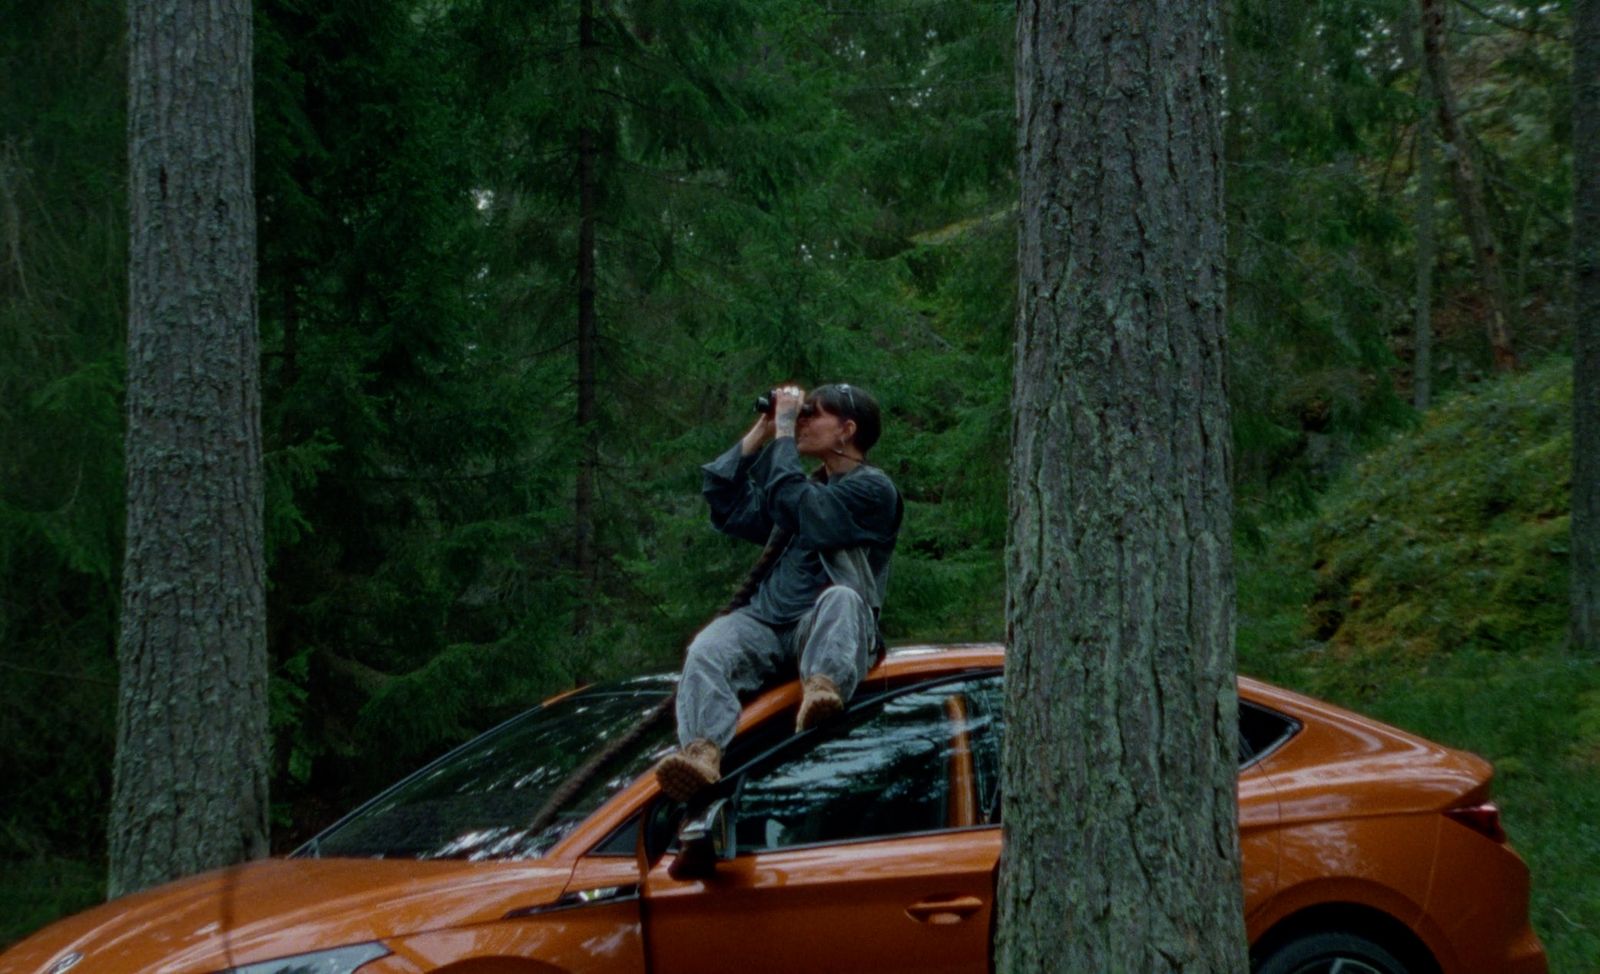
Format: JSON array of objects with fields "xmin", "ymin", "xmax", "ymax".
[
  {"xmin": 1413, "ymin": 9, "xmax": 1438, "ymax": 411},
  {"xmin": 111, "ymin": 0, "xmax": 268, "ymax": 896},
  {"xmin": 253, "ymin": 0, "xmax": 572, "ymax": 805},
  {"xmin": 1573, "ymin": 0, "xmax": 1600, "ymax": 654},
  {"xmin": 1000, "ymin": 0, "xmax": 1244, "ymax": 968},
  {"xmin": 456, "ymin": 0, "xmax": 864, "ymax": 671},
  {"xmin": 1226, "ymin": 0, "xmax": 1415, "ymax": 516},
  {"xmin": 1420, "ymin": 0, "xmax": 1518, "ymax": 371},
  {"xmin": 0, "ymin": 0, "xmax": 125, "ymax": 869}
]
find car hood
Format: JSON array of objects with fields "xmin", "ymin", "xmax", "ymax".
[{"xmin": 0, "ymin": 857, "xmax": 576, "ymax": 974}]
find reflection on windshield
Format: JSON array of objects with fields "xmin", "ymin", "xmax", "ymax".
[
  {"xmin": 734, "ymin": 678, "xmax": 1004, "ymax": 852},
  {"xmin": 309, "ymin": 678, "xmax": 675, "ymax": 860}
]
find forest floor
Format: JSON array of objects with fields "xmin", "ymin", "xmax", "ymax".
[{"xmin": 5, "ymin": 360, "xmax": 1598, "ymax": 971}]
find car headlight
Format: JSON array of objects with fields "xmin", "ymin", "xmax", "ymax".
[{"xmin": 224, "ymin": 943, "xmax": 390, "ymax": 974}]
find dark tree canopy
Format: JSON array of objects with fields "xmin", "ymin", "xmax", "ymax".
[{"xmin": 0, "ymin": 0, "xmax": 1587, "ymax": 955}]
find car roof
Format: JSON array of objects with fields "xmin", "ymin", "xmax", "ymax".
[
  {"xmin": 558, "ymin": 642, "xmax": 1383, "ymax": 733},
  {"xmin": 875, "ymin": 641, "xmax": 1286, "ymax": 703},
  {"xmin": 548, "ymin": 641, "xmax": 1490, "ymax": 862},
  {"xmin": 867, "ymin": 644, "xmax": 1468, "ymax": 779}
]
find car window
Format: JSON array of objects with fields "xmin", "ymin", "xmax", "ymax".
[
  {"xmin": 731, "ymin": 675, "xmax": 1001, "ymax": 854},
  {"xmin": 1238, "ymin": 700, "xmax": 1299, "ymax": 766},
  {"xmin": 308, "ymin": 680, "xmax": 676, "ymax": 860},
  {"xmin": 963, "ymin": 676, "xmax": 1005, "ymax": 823},
  {"xmin": 960, "ymin": 686, "xmax": 1300, "ymax": 823}
]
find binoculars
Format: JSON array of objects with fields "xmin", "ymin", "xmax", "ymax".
[{"xmin": 754, "ymin": 391, "xmax": 817, "ymax": 418}]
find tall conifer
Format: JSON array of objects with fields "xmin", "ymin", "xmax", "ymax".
[
  {"xmin": 112, "ymin": 0, "xmax": 267, "ymax": 896},
  {"xmin": 1420, "ymin": 0, "xmax": 1518, "ymax": 371},
  {"xmin": 1573, "ymin": 0, "xmax": 1600, "ymax": 654},
  {"xmin": 1001, "ymin": 0, "xmax": 1244, "ymax": 967}
]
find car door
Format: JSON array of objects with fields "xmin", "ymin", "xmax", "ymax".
[{"xmin": 642, "ymin": 674, "xmax": 1004, "ymax": 974}]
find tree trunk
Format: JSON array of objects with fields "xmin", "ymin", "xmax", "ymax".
[
  {"xmin": 1000, "ymin": 1, "xmax": 1244, "ymax": 970},
  {"xmin": 574, "ymin": 0, "xmax": 599, "ymax": 643},
  {"xmin": 1419, "ymin": 0, "xmax": 1518, "ymax": 372},
  {"xmin": 1414, "ymin": 22, "xmax": 1437, "ymax": 412},
  {"xmin": 1573, "ymin": 0, "xmax": 1600, "ymax": 654},
  {"xmin": 112, "ymin": 0, "xmax": 268, "ymax": 898}
]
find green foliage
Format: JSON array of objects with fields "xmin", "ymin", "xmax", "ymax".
[
  {"xmin": 0, "ymin": 0, "xmax": 1589, "ymax": 953},
  {"xmin": 1237, "ymin": 358, "xmax": 1599, "ymax": 972},
  {"xmin": 446, "ymin": 0, "xmax": 1018, "ymax": 674},
  {"xmin": 0, "ymin": 858, "xmax": 102, "ymax": 948},
  {"xmin": 253, "ymin": 0, "xmax": 587, "ymax": 817},
  {"xmin": 1303, "ymin": 358, "xmax": 1571, "ymax": 658},
  {"xmin": 806, "ymin": 3, "xmax": 1014, "ymax": 642},
  {"xmin": 1438, "ymin": 0, "xmax": 1572, "ymax": 351},
  {"xmin": 1226, "ymin": 0, "xmax": 1576, "ymax": 529},
  {"xmin": 0, "ymin": 0, "xmax": 124, "ymax": 865},
  {"xmin": 871, "ymin": 227, "xmax": 1012, "ymax": 641},
  {"xmin": 1228, "ymin": 0, "xmax": 1416, "ymax": 521}
]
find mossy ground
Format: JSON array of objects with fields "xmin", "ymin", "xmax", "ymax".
[{"xmin": 1240, "ymin": 357, "xmax": 1600, "ymax": 973}]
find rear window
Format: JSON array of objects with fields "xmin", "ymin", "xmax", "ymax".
[{"xmin": 1238, "ymin": 700, "xmax": 1298, "ymax": 767}]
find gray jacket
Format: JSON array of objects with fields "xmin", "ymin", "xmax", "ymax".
[{"xmin": 702, "ymin": 438, "xmax": 901, "ymax": 620}]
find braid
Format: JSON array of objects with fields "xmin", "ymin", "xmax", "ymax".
[
  {"xmin": 721, "ymin": 467, "xmax": 827, "ymax": 615},
  {"xmin": 525, "ymin": 693, "xmax": 675, "ymax": 841},
  {"xmin": 720, "ymin": 528, "xmax": 789, "ymax": 615}
]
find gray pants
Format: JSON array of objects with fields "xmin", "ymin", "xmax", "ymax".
[{"xmin": 677, "ymin": 585, "xmax": 876, "ymax": 749}]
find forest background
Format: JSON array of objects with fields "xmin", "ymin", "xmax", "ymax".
[{"xmin": 2, "ymin": 0, "xmax": 1595, "ymax": 968}]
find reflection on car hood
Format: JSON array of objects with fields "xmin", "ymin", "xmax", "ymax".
[{"xmin": 0, "ymin": 857, "xmax": 574, "ymax": 974}]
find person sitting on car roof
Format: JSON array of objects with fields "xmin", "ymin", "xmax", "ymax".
[{"xmin": 654, "ymin": 383, "xmax": 903, "ymax": 803}]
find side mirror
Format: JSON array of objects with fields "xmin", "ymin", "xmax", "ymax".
[{"xmin": 668, "ymin": 797, "xmax": 734, "ymax": 880}]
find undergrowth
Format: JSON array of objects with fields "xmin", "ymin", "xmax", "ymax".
[{"xmin": 1239, "ymin": 357, "xmax": 1600, "ymax": 973}]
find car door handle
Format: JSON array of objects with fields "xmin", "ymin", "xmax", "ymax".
[{"xmin": 906, "ymin": 895, "xmax": 985, "ymax": 925}]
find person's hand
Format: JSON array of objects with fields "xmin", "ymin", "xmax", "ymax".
[
  {"xmin": 740, "ymin": 410, "xmax": 775, "ymax": 456},
  {"xmin": 771, "ymin": 385, "xmax": 805, "ymax": 439}
]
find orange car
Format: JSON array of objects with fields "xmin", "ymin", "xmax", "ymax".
[{"xmin": 1, "ymin": 645, "xmax": 1546, "ymax": 974}]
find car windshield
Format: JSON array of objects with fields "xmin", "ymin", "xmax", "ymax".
[{"xmin": 303, "ymin": 676, "xmax": 676, "ymax": 860}]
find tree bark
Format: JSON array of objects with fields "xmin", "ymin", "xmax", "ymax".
[
  {"xmin": 1573, "ymin": 0, "xmax": 1600, "ymax": 654},
  {"xmin": 1413, "ymin": 23, "xmax": 1437, "ymax": 412},
  {"xmin": 1419, "ymin": 0, "xmax": 1518, "ymax": 372},
  {"xmin": 1000, "ymin": 1, "xmax": 1244, "ymax": 970},
  {"xmin": 112, "ymin": 0, "xmax": 268, "ymax": 897},
  {"xmin": 574, "ymin": 0, "xmax": 599, "ymax": 643}
]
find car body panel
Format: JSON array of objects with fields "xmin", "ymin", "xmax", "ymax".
[
  {"xmin": 0, "ymin": 860, "xmax": 574, "ymax": 974},
  {"xmin": 1248, "ymin": 815, "xmax": 1437, "ymax": 936},
  {"xmin": 0, "ymin": 643, "xmax": 1547, "ymax": 974},
  {"xmin": 383, "ymin": 900, "xmax": 643, "ymax": 974},
  {"xmin": 1231, "ymin": 674, "xmax": 1546, "ymax": 974},
  {"xmin": 1421, "ymin": 816, "xmax": 1544, "ymax": 974},
  {"xmin": 644, "ymin": 828, "xmax": 1000, "ymax": 974},
  {"xmin": 1249, "ymin": 682, "xmax": 1495, "ymax": 820},
  {"xmin": 535, "ymin": 856, "xmax": 650, "ymax": 974},
  {"xmin": 1239, "ymin": 765, "xmax": 1283, "ymax": 934}
]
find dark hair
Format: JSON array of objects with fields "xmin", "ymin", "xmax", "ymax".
[{"xmin": 808, "ymin": 382, "xmax": 882, "ymax": 453}]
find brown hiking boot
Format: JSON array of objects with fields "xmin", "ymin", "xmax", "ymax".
[
  {"xmin": 796, "ymin": 674, "xmax": 843, "ymax": 732},
  {"xmin": 654, "ymin": 739, "xmax": 721, "ymax": 803}
]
